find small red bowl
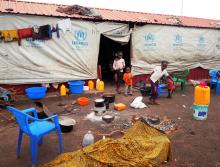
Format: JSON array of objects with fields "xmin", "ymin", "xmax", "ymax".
[{"xmin": 77, "ymin": 97, "xmax": 90, "ymax": 106}]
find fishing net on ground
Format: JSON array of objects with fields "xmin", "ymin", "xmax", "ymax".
[{"xmin": 44, "ymin": 121, "xmax": 171, "ymax": 167}]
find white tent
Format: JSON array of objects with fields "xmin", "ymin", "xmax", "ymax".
[
  {"xmin": 132, "ymin": 24, "xmax": 220, "ymax": 75},
  {"xmin": 0, "ymin": 14, "xmax": 130, "ymax": 84}
]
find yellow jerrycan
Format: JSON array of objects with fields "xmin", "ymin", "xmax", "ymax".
[
  {"xmin": 97, "ymin": 80, "xmax": 104, "ymax": 92},
  {"xmin": 194, "ymin": 82, "xmax": 210, "ymax": 105},
  {"xmin": 60, "ymin": 84, "xmax": 67, "ymax": 96},
  {"xmin": 88, "ymin": 80, "xmax": 94, "ymax": 90}
]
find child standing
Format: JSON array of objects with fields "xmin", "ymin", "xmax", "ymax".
[
  {"xmin": 113, "ymin": 51, "xmax": 125, "ymax": 93},
  {"xmin": 166, "ymin": 75, "xmax": 175, "ymax": 98},
  {"xmin": 123, "ymin": 67, "xmax": 133, "ymax": 96}
]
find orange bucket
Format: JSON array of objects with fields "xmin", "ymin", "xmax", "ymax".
[{"xmin": 77, "ymin": 97, "xmax": 90, "ymax": 106}]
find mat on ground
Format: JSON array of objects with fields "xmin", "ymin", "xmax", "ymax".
[{"xmin": 44, "ymin": 121, "xmax": 171, "ymax": 167}]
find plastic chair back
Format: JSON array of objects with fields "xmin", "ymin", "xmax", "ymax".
[
  {"xmin": 183, "ymin": 68, "xmax": 190, "ymax": 76},
  {"xmin": 209, "ymin": 70, "xmax": 218, "ymax": 79},
  {"xmin": 6, "ymin": 106, "xmax": 28, "ymax": 132}
]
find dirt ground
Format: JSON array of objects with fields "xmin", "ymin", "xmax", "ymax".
[{"xmin": 0, "ymin": 84, "xmax": 220, "ymax": 167}]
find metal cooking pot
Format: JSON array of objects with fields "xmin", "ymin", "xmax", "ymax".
[
  {"xmin": 94, "ymin": 99, "xmax": 105, "ymax": 107},
  {"xmin": 59, "ymin": 116, "xmax": 76, "ymax": 133},
  {"xmin": 102, "ymin": 93, "xmax": 115, "ymax": 103}
]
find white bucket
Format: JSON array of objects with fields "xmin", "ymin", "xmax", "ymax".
[{"xmin": 193, "ymin": 104, "xmax": 209, "ymax": 120}]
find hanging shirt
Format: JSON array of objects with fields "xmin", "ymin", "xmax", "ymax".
[
  {"xmin": 51, "ymin": 24, "xmax": 60, "ymax": 38},
  {"xmin": 17, "ymin": 28, "xmax": 33, "ymax": 46},
  {"xmin": 113, "ymin": 58, "xmax": 125, "ymax": 72},
  {"xmin": 150, "ymin": 66, "xmax": 169, "ymax": 83},
  {"xmin": 123, "ymin": 72, "xmax": 133, "ymax": 86},
  {"xmin": 32, "ymin": 25, "xmax": 52, "ymax": 40},
  {"xmin": 57, "ymin": 18, "xmax": 72, "ymax": 33},
  {"xmin": 1, "ymin": 30, "xmax": 18, "ymax": 42}
]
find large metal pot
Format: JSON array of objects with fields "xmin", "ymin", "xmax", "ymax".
[
  {"xmin": 102, "ymin": 93, "xmax": 115, "ymax": 103},
  {"xmin": 94, "ymin": 99, "xmax": 105, "ymax": 107},
  {"xmin": 59, "ymin": 116, "xmax": 76, "ymax": 133}
]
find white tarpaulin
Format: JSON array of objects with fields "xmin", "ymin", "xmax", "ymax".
[
  {"xmin": 132, "ymin": 24, "xmax": 220, "ymax": 75},
  {"xmin": 100, "ymin": 23, "xmax": 131, "ymax": 44},
  {"xmin": 0, "ymin": 14, "xmax": 129, "ymax": 84}
]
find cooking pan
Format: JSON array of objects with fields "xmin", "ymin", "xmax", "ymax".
[
  {"xmin": 59, "ymin": 116, "xmax": 76, "ymax": 133},
  {"xmin": 102, "ymin": 93, "xmax": 115, "ymax": 103}
]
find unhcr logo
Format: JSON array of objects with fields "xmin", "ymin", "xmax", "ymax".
[
  {"xmin": 173, "ymin": 34, "xmax": 183, "ymax": 47},
  {"xmin": 197, "ymin": 35, "xmax": 205, "ymax": 49},
  {"xmin": 216, "ymin": 37, "xmax": 220, "ymax": 49},
  {"xmin": 144, "ymin": 33, "xmax": 156, "ymax": 47},
  {"xmin": 74, "ymin": 30, "xmax": 87, "ymax": 41},
  {"xmin": 72, "ymin": 30, "xmax": 88, "ymax": 49}
]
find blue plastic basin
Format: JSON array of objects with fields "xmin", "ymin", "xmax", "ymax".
[
  {"xmin": 68, "ymin": 81, "xmax": 85, "ymax": 94},
  {"xmin": 25, "ymin": 87, "xmax": 47, "ymax": 100}
]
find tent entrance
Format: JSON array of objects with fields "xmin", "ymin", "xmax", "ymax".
[{"xmin": 98, "ymin": 34, "xmax": 131, "ymax": 82}]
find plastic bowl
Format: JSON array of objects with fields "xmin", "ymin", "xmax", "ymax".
[
  {"xmin": 25, "ymin": 87, "xmax": 47, "ymax": 100},
  {"xmin": 114, "ymin": 103, "xmax": 126, "ymax": 111},
  {"xmin": 77, "ymin": 97, "xmax": 90, "ymax": 106},
  {"xmin": 68, "ymin": 81, "xmax": 85, "ymax": 94}
]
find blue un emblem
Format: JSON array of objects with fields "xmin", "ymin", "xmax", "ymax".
[
  {"xmin": 199, "ymin": 36, "xmax": 205, "ymax": 43},
  {"xmin": 74, "ymin": 30, "xmax": 87, "ymax": 41},
  {"xmin": 145, "ymin": 33, "xmax": 155, "ymax": 42},
  {"xmin": 175, "ymin": 34, "xmax": 182, "ymax": 44}
]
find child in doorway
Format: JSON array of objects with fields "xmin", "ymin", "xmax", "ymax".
[
  {"xmin": 149, "ymin": 61, "xmax": 169, "ymax": 105},
  {"xmin": 113, "ymin": 51, "xmax": 125, "ymax": 93},
  {"xmin": 123, "ymin": 67, "xmax": 133, "ymax": 96}
]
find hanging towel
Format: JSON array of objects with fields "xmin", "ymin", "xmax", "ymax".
[
  {"xmin": 32, "ymin": 25, "xmax": 52, "ymax": 40},
  {"xmin": 51, "ymin": 24, "xmax": 60, "ymax": 38},
  {"xmin": 17, "ymin": 28, "xmax": 33, "ymax": 46},
  {"xmin": 57, "ymin": 18, "xmax": 72, "ymax": 33},
  {"xmin": 1, "ymin": 30, "xmax": 18, "ymax": 42}
]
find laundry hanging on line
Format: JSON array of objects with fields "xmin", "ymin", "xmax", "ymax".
[
  {"xmin": 17, "ymin": 28, "xmax": 33, "ymax": 46},
  {"xmin": 1, "ymin": 30, "xmax": 18, "ymax": 42}
]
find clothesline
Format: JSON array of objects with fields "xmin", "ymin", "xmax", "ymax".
[{"xmin": 0, "ymin": 18, "xmax": 72, "ymax": 46}]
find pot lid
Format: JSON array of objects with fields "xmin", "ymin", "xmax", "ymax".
[
  {"xmin": 59, "ymin": 116, "xmax": 76, "ymax": 126},
  {"xmin": 95, "ymin": 99, "xmax": 104, "ymax": 102}
]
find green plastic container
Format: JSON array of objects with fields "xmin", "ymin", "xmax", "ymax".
[{"xmin": 193, "ymin": 104, "xmax": 209, "ymax": 120}]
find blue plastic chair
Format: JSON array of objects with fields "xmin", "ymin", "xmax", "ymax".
[
  {"xmin": 216, "ymin": 80, "xmax": 220, "ymax": 95},
  {"xmin": 209, "ymin": 69, "xmax": 219, "ymax": 88},
  {"xmin": 158, "ymin": 84, "xmax": 168, "ymax": 96},
  {"xmin": 6, "ymin": 106, "xmax": 62, "ymax": 167}
]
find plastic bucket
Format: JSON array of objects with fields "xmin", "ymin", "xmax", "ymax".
[
  {"xmin": 68, "ymin": 81, "xmax": 85, "ymax": 94},
  {"xmin": 25, "ymin": 87, "xmax": 47, "ymax": 100},
  {"xmin": 193, "ymin": 104, "xmax": 209, "ymax": 120}
]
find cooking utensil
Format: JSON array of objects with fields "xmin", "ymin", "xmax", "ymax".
[
  {"xmin": 102, "ymin": 93, "xmax": 115, "ymax": 103},
  {"xmin": 102, "ymin": 115, "xmax": 115, "ymax": 123},
  {"xmin": 94, "ymin": 98, "xmax": 105, "ymax": 107},
  {"xmin": 59, "ymin": 116, "xmax": 76, "ymax": 133}
]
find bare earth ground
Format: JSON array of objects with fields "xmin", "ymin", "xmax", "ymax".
[{"xmin": 0, "ymin": 85, "xmax": 220, "ymax": 167}]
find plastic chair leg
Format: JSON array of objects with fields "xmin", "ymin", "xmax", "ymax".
[
  {"xmin": 57, "ymin": 128, "xmax": 63, "ymax": 153},
  {"xmin": 17, "ymin": 129, "xmax": 23, "ymax": 158},
  {"xmin": 38, "ymin": 137, "xmax": 43, "ymax": 146},
  {"xmin": 30, "ymin": 137, "xmax": 38, "ymax": 167},
  {"xmin": 182, "ymin": 82, "xmax": 186, "ymax": 94}
]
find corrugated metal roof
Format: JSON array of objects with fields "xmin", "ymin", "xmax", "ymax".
[{"xmin": 1, "ymin": 0, "xmax": 220, "ymax": 29}]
